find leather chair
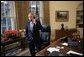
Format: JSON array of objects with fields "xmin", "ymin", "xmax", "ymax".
[
  {"xmin": 35, "ymin": 25, "xmax": 51, "ymax": 53},
  {"xmin": 40, "ymin": 25, "xmax": 51, "ymax": 49}
]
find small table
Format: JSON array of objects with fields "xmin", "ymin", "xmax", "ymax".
[
  {"xmin": 1, "ymin": 37, "xmax": 26, "ymax": 56},
  {"xmin": 36, "ymin": 38, "xmax": 83, "ymax": 56}
]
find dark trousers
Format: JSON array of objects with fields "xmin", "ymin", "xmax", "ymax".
[
  {"xmin": 28, "ymin": 40, "xmax": 41, "ymax": 56},
  {"xmin": 28, "ymin": 40, "xmax": 35, "ymax": 56}
]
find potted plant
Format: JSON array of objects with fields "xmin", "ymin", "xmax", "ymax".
[{"xmin": 4, "ymin": 30, "xmax": 20, "ymax": 39}]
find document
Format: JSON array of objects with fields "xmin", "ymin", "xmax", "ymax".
[
  {"xmin": 62, "ymin": 42, "xmax": 68, "ymax": 46},
  {"xmin": 67, "ymin": 50, "xmax": 83, "ymax": 56},
  {"xmin": 47, "ymin": 47, "xmax": 60, "ymax": 53}
]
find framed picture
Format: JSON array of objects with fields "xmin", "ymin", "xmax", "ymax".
[{"xmin": 55, "ymin": 11, "xmax": 69, "ymax": 22}]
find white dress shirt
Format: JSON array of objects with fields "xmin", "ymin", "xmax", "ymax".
[{"xmin": 30, "ymin": 21, "xmax": 34, "ymax": 32}]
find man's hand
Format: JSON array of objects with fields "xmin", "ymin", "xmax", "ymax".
[{"xmin": 32, "ymin": 19, "xmax": 36, "ymax": 24}]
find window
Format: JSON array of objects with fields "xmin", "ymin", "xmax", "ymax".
[
  {"xmin": 29, "ymin": 1, "xmax": 44, "ymax": 25},
  {"xmin": 29, "ymin": 1, "xmax": 40, "ymax": 16},
  {"xmin": 1, "ymin": 1, "xmax": 16, "ymax": 34}
]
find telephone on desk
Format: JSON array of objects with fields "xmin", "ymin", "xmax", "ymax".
[{"xmin": 61, "ymin": 36, "xmax": 79, "ymax": 47}]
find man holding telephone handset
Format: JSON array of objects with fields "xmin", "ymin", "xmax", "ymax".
[{"xmin": 25, "ymin": 12, "xmax": 43, "ymax": 56}]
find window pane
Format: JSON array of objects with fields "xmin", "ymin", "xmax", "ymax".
[
  {"xmin": 2, "ymin": 27, "xmax": 6, "ymax": 34},
  {"xmin": 7, "ymin": 18, "xmax": 11, "ymax": 30},
  {"xmin": 31, "ymin": 1, "xmax": 36, "ymax": 5},
  {"xmin": 37, "ymin": 1, "xmax": 39, "ymax": 6},
  {"xmin": 1, "ymin": 17, "xmax": 6, "ymax": 26},
  {"xmin": 1, "ymin": 17, "xmax": 7, "ymax": 33},
  {"xmin": 1, "ymin": 1, "xmax": 16, "ymax": 34},
  {"xmin": 1, "ymin": 2, "xmax": 5, "ymax": 16},
  {"xmin": 32, "ymin": 7, "xmax": 36, "ymax": 11},
  {"xmin": 29, "ymin": 1, "xmax": 40, "ymax": 14},
  {"xmin": 5, "ymin": 1, "xmax": 10, "ymax": 16}
]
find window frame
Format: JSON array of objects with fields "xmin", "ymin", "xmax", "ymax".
[{"xmin": 1, "ymin": 1, "xmax": 16, "ymax": 34}]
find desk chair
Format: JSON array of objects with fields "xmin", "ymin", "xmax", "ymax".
[{"xmin": 40, "ymin": 25, "xmax": 51, "ymax": 49}]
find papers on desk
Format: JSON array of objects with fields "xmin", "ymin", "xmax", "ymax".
[
  {"xmin": 62, "ymin": 42, "xmax": 68, "ymax": 46},
  {"xmin": 47, "ymin": 47, "xmax": 60, "ymax": 53},
  {"xmin": 67, "ymin": 50, "xmax": 83, "ymax": 56},
  {"xmin": 56, "ymin": 46, "xmax": 64, "ymax": 49}
]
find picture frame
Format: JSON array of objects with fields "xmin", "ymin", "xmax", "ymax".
[{"xmin": 55, "ymin": 11, "xmax": 69, "ymax": 22}]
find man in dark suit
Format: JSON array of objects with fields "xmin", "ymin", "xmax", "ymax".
[{"xmin": 25, "ymin": 13, "xmax": 43, "ymax": 56}]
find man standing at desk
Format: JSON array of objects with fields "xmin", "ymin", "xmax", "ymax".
[{"xmin": 25, "ymin": 12, "xmax": 43, "ymax": 56}]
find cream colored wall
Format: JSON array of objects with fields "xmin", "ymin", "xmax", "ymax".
[{"xmin": 49, "ymin": 1, "xmax": 83, "ymax": 40}]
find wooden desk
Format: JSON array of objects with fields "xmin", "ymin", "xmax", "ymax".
[
  {"xmin": 55, "ymin": 29, "xmax": 77, "ymax": 40},
  {"xmin": 1, "ymin": 37, "xmax": 26, "ymax": 56},
  {"xmin": 36, "ymin": 38, "xmax": 83, "ymax": 56}
]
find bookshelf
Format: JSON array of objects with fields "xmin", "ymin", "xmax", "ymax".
[{"xmin": 76, "ymin": 10, "xmax": 83, "ymax": 28}]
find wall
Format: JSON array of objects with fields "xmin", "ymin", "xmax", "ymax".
[{"xmin": 49, "ymin": 1, "xmax": 83, "ymax": 41}]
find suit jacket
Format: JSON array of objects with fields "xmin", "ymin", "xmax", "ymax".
[{"xmin": 25, "ymin": 20, "xmax": 43, "ymax": 46}]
